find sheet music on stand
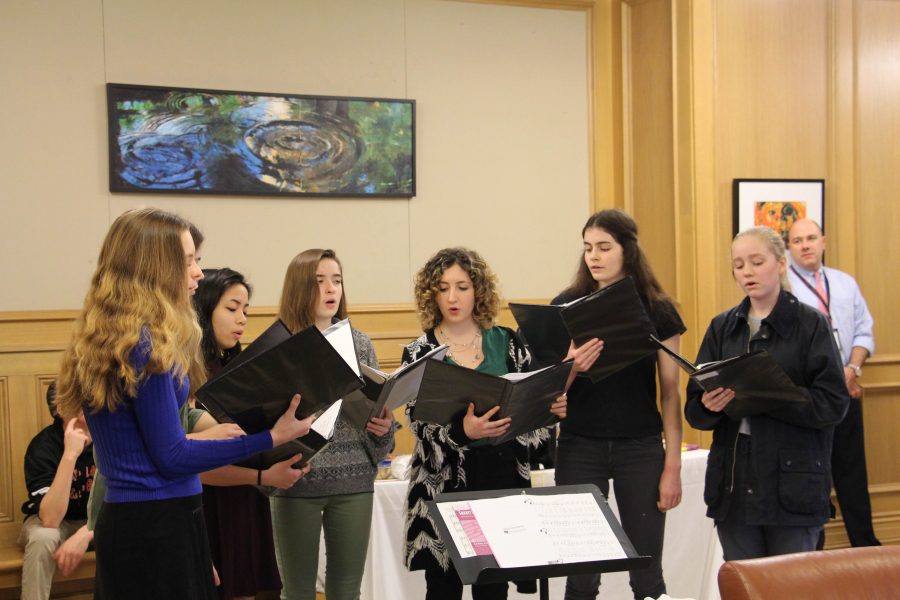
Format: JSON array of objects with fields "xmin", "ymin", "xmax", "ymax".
[
  {"xmin": 426, "ymin": 484, "xmax": 649, "ymax": 599},
  {"xmin": 437, "ymin": 492, "xmax": 626, "ymax": 568}
]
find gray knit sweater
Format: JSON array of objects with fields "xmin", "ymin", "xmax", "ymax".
[{"xmin": 270, "ymin": 328, "xmax": 396, "ymax": 498}]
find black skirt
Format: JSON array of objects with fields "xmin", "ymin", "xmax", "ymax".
[
  {"xmin": 94, "ymin": 494, "xmax": 217, "ymax": 600},
  {"xmin": 202, "ymin": 485, "xmax": 281, "ymax": 600}
]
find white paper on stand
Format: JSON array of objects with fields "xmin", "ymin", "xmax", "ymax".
[{"xmin": 467, "ymin": 493, "xmax": 627, "ymax": 568}]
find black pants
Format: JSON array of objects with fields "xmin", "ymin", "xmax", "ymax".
[
  {"xmin": 424, "ymin": 564, "xmax": 508, "ymax": 600},
  {"xmin": 94, "ymin": 494, "xmax": 217, "ymax": 600},
  {"xmin": 422, "ymin": 443, "xmax": 519, "ymax": 600},
  {"xmin": 555, "ymin": 434, "xmax": 666, "ymax": 600},
  {"xmin": 818, "ymin": 398, "xmax": 881, "ymax": 548}
]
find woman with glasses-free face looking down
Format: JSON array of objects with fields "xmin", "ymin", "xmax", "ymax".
[
  {"xmin": 685, "ymin": 227, "xmax": 849, "ymax": 561},
  {"xmin": 85, "ymin": 260, "xmax": 312, "ymax": 600},
  {"xmin": 554, "ymin": 210, "xmax": 685, "ymax": 600},
  {"xmin": 402, "ymin": 248, "xmax": 567, "ymax": 600},
  {"xmin": 55, "ymin": 209, "xmax": 313, "ymax": 600},
  {"xmin": 270, "ymin": 249, "xmax": 395, "ymax": 600}
]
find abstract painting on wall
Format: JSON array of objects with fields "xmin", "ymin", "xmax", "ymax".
[
  {"xmin": 107, "ymin": 83, "xmax": 415, "ymax": 197},
  {"xmin": 733, "ymin": 179, "xmax": 824, "ymax": 243}
]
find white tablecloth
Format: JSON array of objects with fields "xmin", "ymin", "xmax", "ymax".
[{"xmin": 323, "ymin": 449, "xmax": 723, "ymax": 600}]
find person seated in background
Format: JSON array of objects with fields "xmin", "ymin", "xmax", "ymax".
[{"xmin": 18, "ymin": 382, "xmax": 96, "ymax": 600}]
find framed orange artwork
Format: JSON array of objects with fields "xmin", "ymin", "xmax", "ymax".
[{"xmin": 733, "ymin": 179, "xmax": 824, "ymax": 244}]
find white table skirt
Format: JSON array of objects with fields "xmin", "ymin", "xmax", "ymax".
[{"xmin": 318, "ymin": 449, "xmax": 723, "ymax": 600}]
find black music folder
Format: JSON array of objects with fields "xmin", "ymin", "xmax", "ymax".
[
  {"xmin": 651, "ymin": 335, "xmax": 809, "ymax": 419},
  {"xmin": 195, "ymin": 319, "xmax": 364, "ymax": 467},
  {"xmin": 509, "ymin": 276, "xmax": 658, "ymax": 383},
  {"xmin": 342, "ymin": 345, "xmax": 450, "ymax": 430},
  {"xmin": 411, "ymin": 359, "xmax": 573, "ymax": 445},
  {"xmin": 241, "ymin": 398, "xmax": 343, "ymax": 470}
]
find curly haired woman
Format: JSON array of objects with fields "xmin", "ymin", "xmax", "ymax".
[{"xmin": 401, "ymin": 247, "xmax": 567, "ymax": 600}]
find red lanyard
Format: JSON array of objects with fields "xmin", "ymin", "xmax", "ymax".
[{"xmin": 790, "ymin": 266, "xmax": 831, "ymax": 318}]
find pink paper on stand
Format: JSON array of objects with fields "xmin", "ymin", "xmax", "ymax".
[{"xmin": 454, "ymin": 504, "xmax": 493, "ymax": 556}]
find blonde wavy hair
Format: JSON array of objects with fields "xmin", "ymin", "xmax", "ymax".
[
  {"xmin": 56, "ymin": 208, "xmax": 205, "ymax": 417},
  {"xmin": 732, "ymin": 226, "xmax": 792, "ymax": 291},
  {"xmin": 413, "ymin": 247, "xmax": 500, "ymax": 331}
]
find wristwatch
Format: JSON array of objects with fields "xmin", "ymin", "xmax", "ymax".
[{"xmin": 848, "ymin": 364, "xmax": 863, "ymax": 378}]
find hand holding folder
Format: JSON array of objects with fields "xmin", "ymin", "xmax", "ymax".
[
  {"xmin": 510, "ymin": 276, "xmax": 658, "ymax": 383},
  {"xmin": 412, "ymin": 359, "xmax": 573, "ymax": 445},
  {"xmin": 651, "ymin": 336, "xmax": 809, "ymax": 419},
  {"xmin": 244, "ymin": 397, "xmax": 345, "ymax": 471},
  {"xmin": 195, "ymin": 319, "xmax": 364, "ymax": 468},
  {"xmin": 269, "ymin": 393, "xmax": 316, "ymax": 446},
  {"xmin": 342, "ymin": 345, "xmax": 450, "ymax": 430}
]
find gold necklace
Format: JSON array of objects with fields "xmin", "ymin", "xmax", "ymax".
[
  {"xmin": 438, "ymin": 326, "xmax": 480, "ymax": 348},
  {"xmin": 438, "ymin": 326, "xmax": 483, "ymax": 367}
]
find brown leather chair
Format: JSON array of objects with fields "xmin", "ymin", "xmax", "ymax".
[{"xmin": 718, "ymin": 545, "xmax": 900, "ymax": 599}]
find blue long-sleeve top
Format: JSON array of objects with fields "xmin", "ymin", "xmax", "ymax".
[{"xmin": 84, "ymin": 334, "xmax": 273, "ymax": 503}]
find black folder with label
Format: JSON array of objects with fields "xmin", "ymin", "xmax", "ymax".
[
  {"xmin": 411, "ymin": 359, "xmax": 573, "ymax": 445},
  {"xmin": 195, "ymin": 319, "xmax": 363, "ymax": 468},
  {"xmin": 509, "ymin": 277, "xmax": 658, "ymax": 383},
  {"xmin": 651, "ymin": 335, "xmax": 809, "ymax": 419}
]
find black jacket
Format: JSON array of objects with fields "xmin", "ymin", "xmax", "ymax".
[{"xmin": 685, "ymin": 291, "xmax": 849, "ymax": 526}]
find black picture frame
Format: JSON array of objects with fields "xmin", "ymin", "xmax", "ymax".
[
  {"xmin": 107, "ymin": 83, "xmax": 416, "ymax": 198},
  {"xmin": 732, "ymin": 178, "xmax": 824, "ymax": 243}
]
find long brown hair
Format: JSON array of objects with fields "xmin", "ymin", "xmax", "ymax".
[
  {"xmin": 561, "ymin": 209, "xmax": 673, "ymax": 312},
  {"xmin": 56, "ymin": 208, "xmax": 205, "ymax": 417},
  {"xmin": 278, "ymin": 249, "xmax": 348, "ymax": 333},
  {"xmin": 413, "ymin": 247, "xmax": 500, "ymax": 331}
]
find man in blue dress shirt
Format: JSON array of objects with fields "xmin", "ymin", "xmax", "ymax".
[{"xmin": 787, "ymin": 218, "xmax": 880, "ymax": 548}]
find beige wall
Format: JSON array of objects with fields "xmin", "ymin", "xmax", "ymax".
[
  {"xmin": 0, "ymin": 0, "xmax": 593, "ymax": 543},
  {"xmin": 0, "ymin": 0, "xmax": 590, "ymax": 311}
]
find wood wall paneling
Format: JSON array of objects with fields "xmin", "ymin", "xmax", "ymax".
[
  {"xmin": 826, "ymin": 0, "xmax": 858, "ymax": 270},
  {"xmin": 624, "ymin": 0, "xmax": 678, "ymax": 298},
  {"xmin": 861, "ymin": 382, "xmax": 900, "ymax": 486},
  {"xmin": 623, "ymin": 0, "xmax": 702, "ymax": 445},
  {"xmin": 625, "ymin": 0, "xmax": 899, "ymax": 541},
  {"xmin": 857, "ymin": 0, "xmax": 900, "ymax": 358},
  {"xmin": 35, "ymin": 376, "xmax": 56, "ymax": 431},
  {"xmin": 714, "ymin": 0, "xmax": 830, "ymax": 311},
  {"xmin": 0, "ymin": 378, "xmax": 12, "ymax": 526}
]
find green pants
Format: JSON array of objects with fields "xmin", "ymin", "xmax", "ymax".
[{"xmin": 270, "ymin": 492, "xmax": 374, "ymax": 600}]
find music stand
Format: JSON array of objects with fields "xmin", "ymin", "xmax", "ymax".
[{"xmin": 426, "ymin": 484, "xmax": 650, "ymax": 600}]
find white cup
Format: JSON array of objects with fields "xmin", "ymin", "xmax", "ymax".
[{"xmin": 390, "ymin": 454, "xmax": 412, "ymax": 480}]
